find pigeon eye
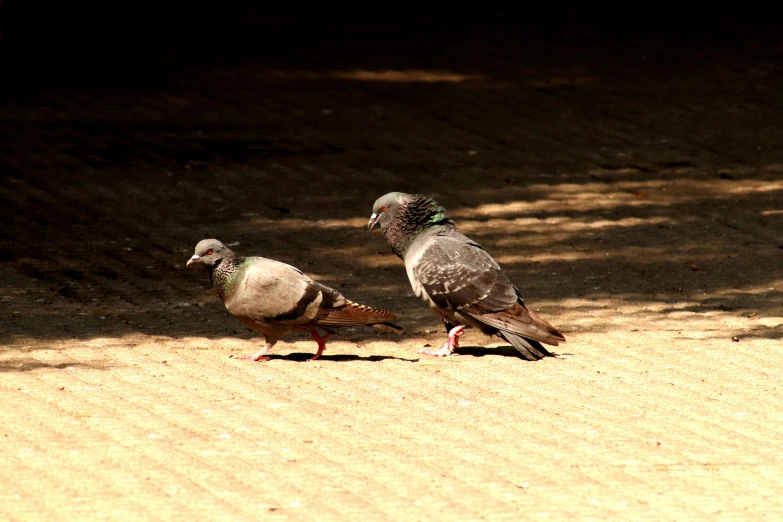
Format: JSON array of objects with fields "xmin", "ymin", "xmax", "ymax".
[
  {"xmin": 206, "ymin": 249, "xmax": 213, "ymax": 255},
  {"xmin": 380, "ymin": 206, "xmax": 387, "ymax": 212}
]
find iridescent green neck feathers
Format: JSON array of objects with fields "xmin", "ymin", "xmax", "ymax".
[
  {"xmin": 210, "ymin": 256, "xmax": 247, "ymax": 300},
  {"xmin": 383, "ymin": 194, "xmax": 454, "ymax": 258}
]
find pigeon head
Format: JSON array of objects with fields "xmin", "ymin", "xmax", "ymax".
[
  {"xmin": 368, "ymin": 192, "xmax": 407, "ymax": 232},
  {"xmin": 369, "ymin": 192, "xmax": 453, "ymax": 257},
  {"xmin": 369, "ymin": 192, "xmax": 451, "ymax": 232},
  {"xmin": 186, "ymin": 239, "xmax": 234, "ymax": 268}
]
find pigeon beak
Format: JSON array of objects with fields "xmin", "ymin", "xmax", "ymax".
[
  {"xmin": 368, "ymin": 213, "xmax": 378, "ymax": 230},
  {"xmin": 186, "ymin": 254, "xmax": 201, "ymax": 267}
]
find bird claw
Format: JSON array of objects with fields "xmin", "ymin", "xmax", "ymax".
[
  {"xmin": 240, "ymin": 343, "xmax": 273, "ymax": 362},
  {"xmin": 308, "ymin": 332, "xmax": 332, "ymax": 361},
  {"xmin": 418, "ymin": 343, "xmax": 454, "ymax": 357},
  {"xmin": 418, "ymin": 325, "xmax": 465, "ymax": 357},
  {"xmin": 240, "ymin": 353, "xmax": 271, "ymax": 362}
]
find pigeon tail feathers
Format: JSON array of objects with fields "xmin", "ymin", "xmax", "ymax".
[
  {"xmin": 372, "ymin": 322, "xmax": 405, "ymax": 334},
  {"xmin": 468, "ymin": 301, "xmax": 566, "ymax": 346},
  {"xmin": 499, "ymin": 332, "xmax": 554, "ymax": 360},
  {"xmin": 319, "ymin": 300, "xmax": 404, "ymax": 334}
]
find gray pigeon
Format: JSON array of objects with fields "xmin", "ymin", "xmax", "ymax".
[
  {"xmin": 186, "ymin": 239, "xmax": 403, "ymax": 361},
  {"xmin": 368, "ymin": 192, "xmax": 565, "ymax": 360}
]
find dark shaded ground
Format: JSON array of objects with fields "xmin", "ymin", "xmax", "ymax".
[{"xmin": 1, "ymin": 9, "xmax": 782, "ymax": 520}]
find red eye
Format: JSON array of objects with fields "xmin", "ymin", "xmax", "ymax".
[
  {"xmin": 207, "ymin": 249, "xmax": 213, "ymax": 255},
  {"xmin": 380, "ymin": 205, "xmax": 387, "ymax": 212}
]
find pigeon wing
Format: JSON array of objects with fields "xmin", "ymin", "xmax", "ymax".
[
  {"xmin": 413, "ymin": 236, "xmax": 565, "ymax": 345},
  {"xmin": 224, "ymin": 259, "xmax": 324, "ymax": 326},
  {"xmin": 227, "ymin": 259, "xmax": 402, "ymax": 334},
  {"xmin": 412, "ymin": 236, "xmax": 518, "ymax": 312}
]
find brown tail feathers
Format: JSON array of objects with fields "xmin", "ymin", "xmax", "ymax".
[{"xmin": 319, "ymin": 300, "xmax": 404, "ymax": 334}]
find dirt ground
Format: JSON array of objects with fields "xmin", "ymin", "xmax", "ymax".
[{"xmin": 1, "ymin": 11, "xmax": 782, "ymax": 521}]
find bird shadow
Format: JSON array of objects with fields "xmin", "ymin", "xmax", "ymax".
[
  {"xmin": 246, "ymin": 352, "xmax": 419, "ymax": 363},
  {"xmin": 451, "ymin": 344, "xmax": 569, "ymax": 359},
  {"xmin": 0, "ymin": 360, "xmax": 104, "ymax": 373}
]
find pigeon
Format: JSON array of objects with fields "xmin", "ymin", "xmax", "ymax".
[
  {"xmin": 368, "ymin": 192, "xmax": 565, "ymax": 360},
  {"xmin": 186, "ymin": 239, "xmax": 403, "ymax": 361}
]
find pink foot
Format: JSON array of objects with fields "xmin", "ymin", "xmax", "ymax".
[
  {"xmin": 419, "ymin": 325, "xmax": 465, "ymax": 357},
  {"xmin": 309, "ymin": 331, "xmax": 333, "ymax": 361},
  {"xmin": 240, "ymin": 343, "xmax": 273, "ymax": 362},
  {"xmin": 241, "ymin": 353, "xmax": 271, "ymax": 362}
]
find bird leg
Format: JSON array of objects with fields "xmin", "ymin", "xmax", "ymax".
[
  {"xmin": 309, "ymin": 331, "xmax": 333, "ymax": 361},
  {"xmin": 419, "ymin": 325, "xmax": 465, "ymax": 357},
  {"xmin": 241, "ymin": 339, "xmax": 276, "ymax": 362}
]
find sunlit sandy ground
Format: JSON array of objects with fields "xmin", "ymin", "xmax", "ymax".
[{"xmin": 1, "ymin": 14, "xmax": 782, "ymax": 521}]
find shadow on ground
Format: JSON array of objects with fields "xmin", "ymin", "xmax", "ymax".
[
  {"xmin": 1, "ymin": 12, "xmax": 781, "ymax": 346},
  {"xmin": 0, "ymin": 359, "xmax": 108, "ymax": 373}
]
